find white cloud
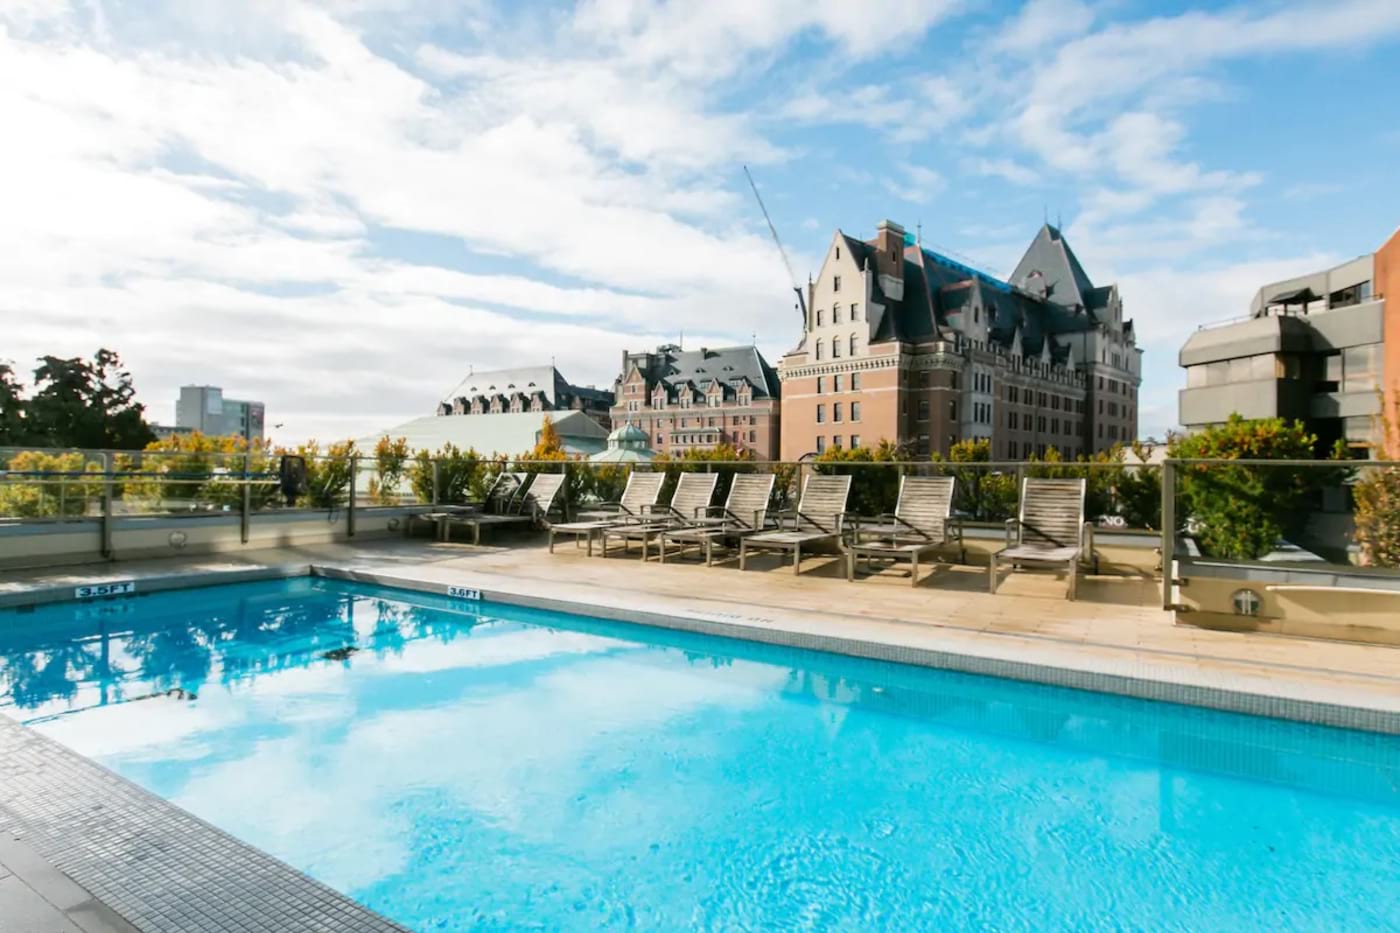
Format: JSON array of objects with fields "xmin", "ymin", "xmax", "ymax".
[
  {"xmin": 885, "ymin": 164, "xmax": 946, "ymax": 205},
  {"xmin": 992, "ymin": 0, "xmax": 1095, "ymax": 53},
  {"xmin": 964, "ymin": 156, "xmax": 1040, "ymax": 187}
]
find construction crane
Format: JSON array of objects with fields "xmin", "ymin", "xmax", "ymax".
[{"xmin": 743, "ymin": 165, "xmax": 807, "ymax": 319}]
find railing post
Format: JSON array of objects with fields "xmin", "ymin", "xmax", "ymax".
[
  {"xmin": 100, "ymin": 453, "xmax": 114, "ymax": 560},
  {"xmin": 347, "ymin": 454, "xmax": 358, "ymax": 538},
  {"xmin": 240, "ymin": 452, "xmax": 251, "ymax": 544},
  {"xmin": 1160, "ymin": 459, "xmax": 1176, "ymax": 610},
  {"xmin": 431, "ymin": 460, "xmax": 440, "ymax": 506}
]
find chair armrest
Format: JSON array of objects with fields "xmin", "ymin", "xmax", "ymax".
[
  {"xmin": 1004, "ymin": 517, "xmax": 1018, "ymax": 547},
  {"xmin": 795, "ymin": 510, "xmax": 833, "ymax": 533},
  {"xmin": 1082, "ymin": 521, "xmax": 1095, "ymax": 567}
]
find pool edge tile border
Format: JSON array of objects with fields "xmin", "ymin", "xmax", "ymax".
[
  {"xmin": 0, "ymin": 563, "xmax": 309, "ymax": 610},
  {"xmin": 0, "ymin": 712, "xmax": 412, "ymax": 933},
  {"xmin": 314, "ymin": 564, "xmax": 1400, "ymax": 736}
]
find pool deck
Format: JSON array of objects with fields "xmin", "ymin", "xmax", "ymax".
[{"xmin": 3, "ymin": 535, "xmax": 1400, "ymax": 932}]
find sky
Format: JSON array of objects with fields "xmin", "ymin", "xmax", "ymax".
[{"xmin": 2, "ymin": 0, "xmax": 1398, "ymax": 445}]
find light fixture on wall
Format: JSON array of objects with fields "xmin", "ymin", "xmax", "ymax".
[{"xmin": 1231, "ymin": 588, "xmax": 1262, "ymax": 617}]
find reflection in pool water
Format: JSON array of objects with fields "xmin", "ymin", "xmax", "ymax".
[{"xmin": 2, "ymin": 577, "xmax": 1399, "ymax": 931}]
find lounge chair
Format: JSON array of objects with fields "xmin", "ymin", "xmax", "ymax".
[
  {"xmin": 443, "ymin": 472, "xmax": 566, "ymax": 545},
  {"xmin": 843, "ymin": 475, "xmax": 963, "ymax": 585},
  {"xmin": 738, "ymin": 474, "xmax": 852, "ymax": 575},
  {"xmin": 546, "ymin": 471, "xmax": 665, "ymax": 555},
  {"xmin": 658, "ymin": 473, "xmax": 775, "ymax": 565},
  {"xmin": 989, "ymin": 477, "xmax": 1091, "ymax": 600},
  {"xmin": 410, "ymin": 471, "xmax": 525, "ymax": 541},
  {"xmin": 600, "ymin": 472, "xmax": 718, "ymax": 560}
]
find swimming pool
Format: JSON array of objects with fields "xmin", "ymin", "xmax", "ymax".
[{"xmin": 1, "ymin": 576, "xmax": 1397, "ymax": 931}]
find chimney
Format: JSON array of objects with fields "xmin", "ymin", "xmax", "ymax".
[{"xmin": 873, "ymin": 219, "xmax": 906, "ymax": 300}]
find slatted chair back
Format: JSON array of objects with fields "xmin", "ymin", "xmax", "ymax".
[
  {"xmin": 895, "ymin": 475, "xmax": 955, "ymax": 537},
  {"xmin": 795, "ymin": 474, "xmax": 851, "ymax": 533},
  {"xmin": 485, "ymin": 471, "xmax": 527, "ymax": 513},
  {"xmin": 521, "ymin": 472, "xmax": 566, "ymax": 517},
  {"xmin": 668, "ymin": 472, "xmax": 719, "ymax": 521},
  {"xmin": 725, "ymin": 473, "xmax": 775, "ymax": 530},
  {"xmin": 618, "ymin": 472, "xmax": 665, "ymax": 513},
  {"xmin": 1018, "ymin": 478, "xmax": 1085, "ymax": 549}
]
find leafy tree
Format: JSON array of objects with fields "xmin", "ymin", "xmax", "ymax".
[
  {"xmin": 0, "ymin": 451, "xmax": 102, "ymax": 518},
  {"xmin": 0, "ymin": 363, "xmax": 26, "ymax": 447},
  {"xmin": 1354, "ymin": 396, "xmax": 1400, "ymax": 568},
  {"xmin": 1169, "ymin": 414, "xmax": 1344, "ymax": 559},
  {"xmin": 24, "ymin": 350, "xmax": 155, "ymax": 450},
  {"xmin": 656, "ymin": 442, "xmax": 757, "ymax": 505},
  {"xmin": 1116, "ymin": 441, "xmax": 1163, "ymax": 530}
]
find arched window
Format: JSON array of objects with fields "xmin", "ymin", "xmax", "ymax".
[
  {"xmin": 815, "ymin": 339, "xmax": 825, "ymax": 361},
  {"xmin": 848, "ymin": 334, "xmax": 857, "ymax": 357}
]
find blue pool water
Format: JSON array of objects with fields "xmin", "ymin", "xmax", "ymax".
[{"xmin": 1, "ymin": 578, "xmax": 1398, "ymax": 931}]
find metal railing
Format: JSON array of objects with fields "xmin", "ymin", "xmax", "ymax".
[{"xmin": 4, "ymin": 448, "xmax": 1399, "ymax": 611}]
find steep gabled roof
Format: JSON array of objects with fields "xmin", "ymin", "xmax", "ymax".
[{"xmin": 1008, "ymin": 224, "xmax": 1096, "ymax": 311}]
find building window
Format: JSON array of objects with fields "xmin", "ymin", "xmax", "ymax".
[
  {"xmin": 817, "ymin": 376, "xmax": 825, "ymax": 394},
  {"xmin": 748, "ymin": 430, "xmax": 756, "ymax": 442},
  {"xmin": 749, "ymin": 415, "xmax": 756, "ymax": 425},
  {"xmin": 834, "ymin": 403, "xmax": 843, "ymax": 422},
  {"xmin": 917, "ymin": 435, "xmax": 929, "ymax": 455},
  {"xmin": 817, "ymin": 404, "xmax": 826, "ymax": 423},
  {"xmin": 848, "ymin": 334, "xmax": 857, "ymax": 357},
  {"xmin": 917, "ymin": 399, "xmax": 929, "ymax": 421},
  {"xmin": 835, "ymin": 245, "xmax": 840, "ymax": 260},
  {"xmin": 832, "ymin": 339, "xmax": 842, "ymax": 358},
  {"xmin": 833, "ymin": 435, "xmax": 843, "ymax": 448},
  {"xmin": 816, "ymin": 436, "xmax": 826, "ymax": 453},
  {"xmin": 949, "ymin": 401, "xmax": 958, "ymax": 421},
  {"xmin": 816, "ymin": 309, "xmax": 825, "ymax": 327},
  {"xmin": 816, "ymin": 340, "xmax": 825, "ymax": 361},
  {"xmin": 851, "ymin": 372, "xmax": 861, "ymax": 390},
  {"xmin": 833, "ymin": 304, "xmax": 842, "ymax": 324},
  {"xmin": 851, "ymin": 435, "xmax": 861, "ymax": 448},
  {"xmin": 851, "ymin": 401, "xmax": 861, "ymax": 421},
  {"xmin": 850, "ymin": 303, "xmax": 859, "ymax": 321},
  {"xmin": 833, "ymin": 275, "xmax": 841, "ymax": 292}
]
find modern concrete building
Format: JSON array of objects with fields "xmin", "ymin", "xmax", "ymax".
[
  {"xmin": 436, "ymin": 365, "xmax": 612, "ymax": 429},
  {"xmin": 1179, "ymin": 227, "xmax": 1399, "ymax": 454},
  {"xmin": 779, "ymin": 220, "xmax": 1141, "ymax": 460},
  {"xmin": 174, "ymin": 385, "xmax": 266, "ymax": 441},
  {"xmin": 611, "ymin": 344, "xmax": 782, "ymax": 459}
]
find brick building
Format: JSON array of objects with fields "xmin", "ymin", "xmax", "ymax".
[
  {"xmin": 779, "ymin": 220, "xmax": 1141, "ymax": 460},
  {"xmin": 611, "ymin": 344, "xmax": 781, "ymax": 459}
]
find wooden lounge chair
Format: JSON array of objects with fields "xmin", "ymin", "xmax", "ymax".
[
  {"xmin": 989, "ymin": 477, "xmax": 1091, "ymax": 600},
  {"xmin": 444, "ymin": 472, "xmax": 566, "ymax": 545},
  {"xmin": 843, "ymin": 475, "xmax": 963, "ymax": 585},
  {"xmin": 659, "ymin": 473, "xmax": 775, "ymax": 565},
  {"xmin": 411, "ymin": 471, "xmax": 525, "ymax": 541},
  {"xmin": 547, "ymin": 471, "xmax": 664, "ymax": 555},
  {"xmin": 600, "ymin": 472, "xmax": 718, "ymax": 560},
  {"xmin": 739, "ymin": 474, "xmax": 851, "ymax": 575}
]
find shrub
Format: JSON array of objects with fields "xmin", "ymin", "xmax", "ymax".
[
  {"xmin": 0, "ymin": 450, "xmax": 102, "ymax": 518},
  {"xmin": 1168, "ymin": 414, "xmax": 1343, "ymax": 560},
  {"xmin": 409, "ymin": 443, "xmax": 483, "ymax": 505},
  {"xmin": 367, "ymin": 437, "xmax": 411, "ymax": 505},
  {"xmin": 814, "ymin": 440, "xmax": 901, "ymax": 516},
  {"xmin": 294, "ymin": 440, "xmax": 357, "ymax": 508},
  {"xmin": 932, "ymin": 438, "xmax": 1017, "ymax": 521}
]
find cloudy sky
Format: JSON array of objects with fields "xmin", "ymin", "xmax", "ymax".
[{"xmin": 3, "ymin": 0, "xmax": 1398, "ymax": 444}]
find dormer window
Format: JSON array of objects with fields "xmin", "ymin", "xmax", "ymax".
[{"xmin": 835, "ymin": 245, "xmax": 841, "ymax": 260}]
